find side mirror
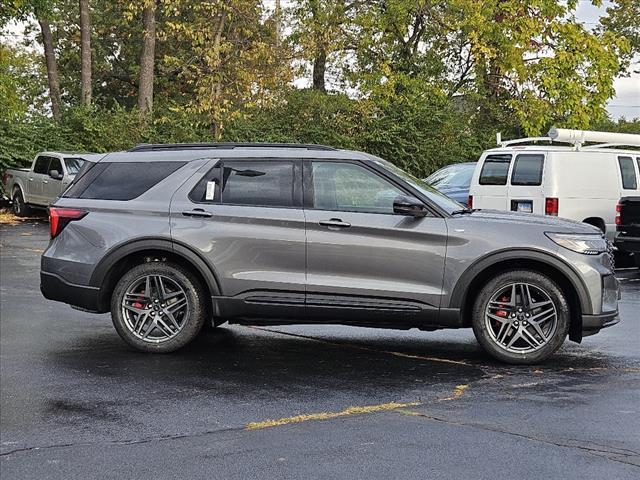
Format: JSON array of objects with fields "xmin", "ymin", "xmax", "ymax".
[
  {"xmin": 393, "ymin": 195, "xmax": 428, "ymax": 217},
  {"xmin": 49, "ymin": 169, "xmax": 63, "ymax": 180}
]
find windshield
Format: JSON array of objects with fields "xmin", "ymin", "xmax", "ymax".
[
  {"xmin": 426, "ymin": 163, "xmax": 475, "ymax": 189},
  {"xmin": 370, "ymin": 157, "xmax": 465, "ymax": 213},
  {"xmin": 64, "ymin": 157, "xmax": 86, "ymax": 175}
]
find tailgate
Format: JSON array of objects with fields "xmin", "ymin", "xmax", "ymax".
[{"xmin": 618, "ymin": 197, "xmax": 640, "ymax": 237}]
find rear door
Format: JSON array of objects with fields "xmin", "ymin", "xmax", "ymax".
[
  {"xmin": 303, "ymin": 159, "xmax": 447, "ymax": 326},
  {"xmin": 471, "ymin": 153, "xmax": 512, "ymax": 211},
  {"xmin": 169, "ymin": 158, "xmax": 306, "ymax": 319},
  {"xmin": 507, "ymin": 153, "xmax": 546, "ymax": 215},
  {"xmin": 27, "ymin": 155, "xmax": 51, "ymax": 204}
]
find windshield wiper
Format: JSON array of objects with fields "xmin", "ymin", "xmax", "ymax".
[{"xmin": 451, "ymin": 208, "xmax": 474, "ymax": 215}]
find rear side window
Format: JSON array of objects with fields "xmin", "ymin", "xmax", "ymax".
[
  {"xmin": 63, "ymin": 162, "xmax": 185, "ymax": 200},
  {"xmin": 479, "ymin": 154, "xmax": 512, "ymax": 185},
  {"xmin": 511, "ymin": 154, "xmax": 544, "ymax": 186},
  {"xmin": 220, "ymin": 161, "xmax": 297, "ymax": 207},
  {"xmin": 33, "ymin": 156, "xmax": 51, "ymax": 174},
  {"xmin": 618, "ymin": 156, "xmax": 637, "ymax": 190}
]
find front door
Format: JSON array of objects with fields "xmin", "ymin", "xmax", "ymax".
[
  {"xmin": 303, "ymin": 160, "xmax": 447, "ymax": 327},
  {"xmin": 170, "ymin": 158, "xmax": 306, "ymax": 320},
  {"xmin": 43, "ymin": 156, "xmax": 65, "ymax": 203}
]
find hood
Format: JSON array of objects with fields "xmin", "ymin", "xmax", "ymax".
[
  {"xmin": 437, "ymin": 186, "xmax": 469, "ymax": 203},
  {"xmin": 463, "ymin": 209, "xmax": 602, "ymax": 235}
]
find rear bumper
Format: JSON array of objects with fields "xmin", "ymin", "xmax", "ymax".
[
  {"xmin": 614, "ymin": 236, "xmax": 640, "ymax": 254},
  {"xmin": 581, "ymin": 310, "xmax": 620, "ymax": 337},
  {"xmin": 40, "ymin": 271, "xmax": 102, "ymax": 312}
]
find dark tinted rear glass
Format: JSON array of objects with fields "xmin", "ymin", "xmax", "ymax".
[
  {"xmin": 63, "ymin": 161, "xmax": 185, "ymax": 200},
  {"xmin": 33, "ymin": 156, "xmax": 51, "ymax": 174},
  {"xmin": 619, "ymin": 156, "xmax": 637, "ymax": 190},
  {"xmin": 479, "ymin": 154, "xmax": 511, "ymax": 185},
  {"xmin": 221, "ymin": 161, "xmax": 296, "ymax": 207},
  {"xmin": 511, "ymin": 154, "xmax": 544, "ymax": 186}
]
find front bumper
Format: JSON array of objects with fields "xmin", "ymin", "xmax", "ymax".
[
  {"xmin": 581, "ymin": 310, "xmax": 620, "ymax": 337},
  {"xmin": 40, "ymin": 271, "xmax": 102, "ymax": 312}
]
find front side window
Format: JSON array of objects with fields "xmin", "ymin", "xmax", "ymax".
[
  {"xmin": 311, "ymin": 162, "xmax": 404, "ymax": 214},
  {"xmin": 220, "ymin": 161, "xmax": 296, "ymax": 207},
  {"xmin": 63, "ymin": 161, "xmax": 185, "ymax": 200},
  {"xmin": 479, "ymin": 154, "xmax": 512, "ymax": 185},
  {"xmin": 48, "ymin": 157, "xmax": 62, "ymax": 175},
  {"xmin": 511, "ymin": 154, "xmax": 544, "ymax": 186},
  {"xmin": 619, "ymin": 156, "xmax": 637, "ymax": 190},
  {"xmin": 33, "ymin": 156, "xmax": 51, "ymax": 174}
]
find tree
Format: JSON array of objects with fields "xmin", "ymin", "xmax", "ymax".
[
  {"xmin": 138, "ymin": 0, "xmax": 156, "ymax": 117},
  {"xmin": 600, "ymin": 0, "xmax": 639, "ymax": 72},
  {"xmin": 79, "ymin": 0, "xmax": 91, "ymax": 105},
  {"xmin": 38, "ymin": 16, "xmax": 62, "ymax": 121}
]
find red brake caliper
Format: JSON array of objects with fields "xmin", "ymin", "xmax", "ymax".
[{"xmin": 494, "ymin": 295, "xmax": 510, "ymax": 327}]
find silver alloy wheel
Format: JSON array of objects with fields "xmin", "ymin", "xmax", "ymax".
[
  {"xmin": 484, "ymin": 282, "xmax": 558, "ymax": 354},
  {"xmin": 121, "ymin": 274, "xmax": 190, "ymax": 343}
]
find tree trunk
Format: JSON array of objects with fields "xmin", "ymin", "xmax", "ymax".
[
  {"xmin": 79, "ymin": 0, "xmax": 92, "ymax": 105},
  {"xmin": 138, "ymin": 1, "xmax": 156, "ymax": 118},
  {"xmin": 38, "ymin": 19, "xmax": 62, "ymax": 122},
  {"xmin": 274, "ymin": 0, "xmax": 282, "ymax": 48},
  {"xmin": 312, "ymin": 48, "xmax": 327, "ymax": 92}
]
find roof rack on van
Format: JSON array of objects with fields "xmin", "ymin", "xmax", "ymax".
[
  {"xmin": 496, "ymin": 128, "xmax": 640, "ymax": 150},
  {"xmin": 128, "ymin": 142, "xmax": 338, "ymax": 152}
]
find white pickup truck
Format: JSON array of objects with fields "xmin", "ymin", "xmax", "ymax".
[{"xmin": 2, "ymin": 151, "xmax": 100, "ymax": 216}]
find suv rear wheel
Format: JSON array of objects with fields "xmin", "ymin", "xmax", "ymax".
[
  {"xmin": 111, "ymin": 262, "xmax": 207, "ymax": 353},
  {"xmin": 471, "ymin": 270, "xmax": 569, "ymax": 364}
]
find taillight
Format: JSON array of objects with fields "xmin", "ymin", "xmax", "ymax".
[
  {"xmin": 467, "ymin": 195, "xmax": 473, "ymax": 209},
  {"xmin": 615, "ymin": 202, "xmax": 622, "ymax": 227},
  {"xmin": 545, "ymin": 197, "xmax": 559, "ymax": 216},
  {"xmin": 49, "ymin": 207, "xmax": 87, "ymax": 238}
]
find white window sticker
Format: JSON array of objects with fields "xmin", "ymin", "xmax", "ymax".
[{"xmin": 205, "ymin": 181, "xmax": 216, "ymax": 201}]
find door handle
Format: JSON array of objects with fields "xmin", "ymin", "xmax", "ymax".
[
  {"xmin": 319, "ymin": 218, "xmax": 351, "ymax": 228},
  {"xmin": 42, "ymin": 180, "xmax": 49, "ymax": 184},
  {"xmin": 28, "ymin": 178, "xmax": 34, "ymax": 182},
  {"xmin": 182, "ymin": 208, "xmax": 212, "ymax": 218}
]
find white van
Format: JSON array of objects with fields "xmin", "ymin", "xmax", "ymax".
[{"xmin": 468, "ymin": 128, "xmax": 640, "ymax": 241}]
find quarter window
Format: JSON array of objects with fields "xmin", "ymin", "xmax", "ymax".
[
  {"xmin": 511, "ymin": 154, "xmax": 544, "ymax": 186},
  {"xmin": 479, "ymin": 154, "xmax": 512, "ymax": 185},
  {"xmin": 33, "ymin": 156, "xmax": 51, "ymax": 174},
  {"xmin": 63, "ymin": 162, "xmax": 185, "ymax": 200},
  {"xmin": 618, "ymin": 156, "xmax": 637, "ymax": 190},
  {"xmin": 311, "ymin": 162, "xmax": 404, "ymax": 214},
  {"xmin": 220, "ymin": 161, "xmax": 296, "ymax": 207}
]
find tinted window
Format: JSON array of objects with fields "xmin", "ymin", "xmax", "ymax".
[
  {"xmin": 33, "ymin": 156, "xmax": 51, "ymax": 174},
  {"xmin": 312, "ymin": 162, "xmax": 404, "ymax": 214},
  {"xmin": 426, "ymin": 163, "xmax": 475, "ymax": 189},
  {"xmin": 619, "ymin": 156, "xmax": 637, "ymax": 190},
  {"xmin": 511, "ymin": 154, "xmax": 544, "ymax": 186},
  {"xmin": 220, "ymin": 161, "xmax": 296, "ymax": 207},
  {"xmin": 63, "ymin": 162, "xmax": 185, "ymax": 200},
  {"xmin": 479, "ymin": 154, "xmax": 512, "ymax": 185},
  {"xmin": 64, "ymin": 157, "xmax": 85, "ymax": 175},
  {"xmin": 49, "ymin": 157, "xmax": 62, "ymax": 175}
]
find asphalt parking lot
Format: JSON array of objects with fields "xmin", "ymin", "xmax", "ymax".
[{"xmin": 1, "ymin": 219, "xmax": 639, "ymax": 479}]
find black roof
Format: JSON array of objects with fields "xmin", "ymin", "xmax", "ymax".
[{"xmin": 128, "ymin": 142, "xmax": 338, "ymax": 152}]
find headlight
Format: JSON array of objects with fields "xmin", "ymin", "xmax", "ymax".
[{"xmin": 545, "ymin": 232, "xmax": 608, "ymax": 255}]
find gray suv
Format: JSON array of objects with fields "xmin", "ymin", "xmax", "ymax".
[{"xmin": 41, "ymin": 143, "xmax": 620, "ymax": 364}]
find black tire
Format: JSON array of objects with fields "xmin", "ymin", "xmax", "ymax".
[
  {"xmin": 111, "ymin": 262, "xmax": 207, "ymax": 353},
  {"xmin": 471, "ymin": 270, "xmax": 570, "ymax": 365},
  {"xmin": 12, "ymin": 189, "xmax": 30, "ymax": 217}
]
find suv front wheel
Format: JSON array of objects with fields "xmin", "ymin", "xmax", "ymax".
[
  {"xmin": 111, "ymin": 262, "xmax": 207, "ymax": 353},
  {"xmin": 471, "ymin": 270, "xmax": 570, "ymax": 364}
]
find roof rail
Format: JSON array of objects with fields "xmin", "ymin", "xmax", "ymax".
[
  {"xmin": 128, "ymin": 142, "xmax": 338, "ymax": 152},
  {"xmin": 497, "ymin": 136, "xmax": 553, "ymax": 147}
]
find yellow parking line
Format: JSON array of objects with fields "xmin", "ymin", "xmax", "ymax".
[
  {"xmin": 438, "ymin": 384, "xmax": 469, "ymax": 401},
  {"xmin": 245, "ymin": 401, "xmax": 421, "ymax": 430}
]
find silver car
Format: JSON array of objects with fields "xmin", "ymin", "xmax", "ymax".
[{"xmin": 40, "ymin": 143, "xmax": 619, "ymax": 364}]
